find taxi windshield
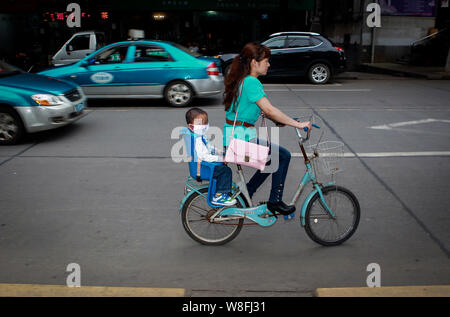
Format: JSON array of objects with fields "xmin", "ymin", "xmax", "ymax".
[{"xmin": 0, "ymin": 61, "xmax": 23, "ymax": 78}]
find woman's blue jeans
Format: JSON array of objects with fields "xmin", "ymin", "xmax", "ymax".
[{"xmin": 246, "ymin": 138, "xmax": 291, "ymax": 203}]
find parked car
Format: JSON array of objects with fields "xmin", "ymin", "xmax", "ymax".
[
  {"xmin": 0, "ymin": 61, "xmax": 87, "ymax": 145},
  {"xmin": 39, "ymin": 40, "xmax": 224, "ymax": 107},
  {"xmin": 220, "ymin": 32, "xmax": 346, "ymax": 84},
  {"xmin": 51, "ymin": 31, "xmax": 106, "ymax": 66}
]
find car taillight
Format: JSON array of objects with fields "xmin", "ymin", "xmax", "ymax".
[
  {"xmin": 206, "ymin": 62, "xmax": 220, "ymax": 76},
  {"xmin": 334, "ymin": 46, "xmax": 344, "ymax": 53}
]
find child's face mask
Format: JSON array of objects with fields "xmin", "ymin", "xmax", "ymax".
[{"xmin": 192, "ymin": 124, "xmax": 209, "ymax": 135}]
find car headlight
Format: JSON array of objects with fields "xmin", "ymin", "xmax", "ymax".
[{"xmin": 31, "ymin": 94, "xmax": 65, "ymax": 106}]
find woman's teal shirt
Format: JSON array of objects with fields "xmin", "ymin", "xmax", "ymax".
[{"xmin": 223, "ymin": 75, "xmax": 266, "ymax": 147}]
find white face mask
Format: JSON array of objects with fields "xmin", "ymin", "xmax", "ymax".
[{"xmin": 193, "ymin": 124, "xmax": 209, "ymax": 135}]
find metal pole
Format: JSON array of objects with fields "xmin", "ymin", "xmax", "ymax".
[
  {"xmin": 370, "ymin": 0, "xmax": 378, "ymax": 64},
  {"xmin": 371, "ymin": 24, "xmax": 376, "ymax": 63}
]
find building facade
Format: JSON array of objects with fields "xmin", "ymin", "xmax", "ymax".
[
  {"xmin": 316, "ymin": 0, "xmax": 449, "ymax": 65},
  {"xmin": 0, "ymin": 0, "xmax": 315, "ymax": 69}
]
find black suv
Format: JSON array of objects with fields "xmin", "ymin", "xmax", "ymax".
[{"xmin": 221, "ymin": 32, "xmax": 346, "ymax": 84}]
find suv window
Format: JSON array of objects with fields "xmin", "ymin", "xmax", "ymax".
[
  {"xmin": 287, "ymin": 36, "xmax": 312, "ymax": 48},
  {"xmin": 68, "ymin": 34, "xmax": 91, "ymax": 51},
  {"xmin": 134, "ymin": 45, "xmax": 172, "ymax": 62},
  {"xmin": 263, "ymin": 37, "xmax": 286, "ymax": 49},
  {"xmin": 310, "ymin": 37, "xmax": 323, "ymax": 46}
]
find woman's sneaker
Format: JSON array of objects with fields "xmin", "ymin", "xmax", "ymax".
[{"xmin": 211, "ymin": 193, "xmax": 237, "ymax": 206}]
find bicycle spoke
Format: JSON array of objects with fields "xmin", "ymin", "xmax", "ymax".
[
  {"xmin": 183, "ymin": 189, "xmax": 244, "ymax": 245},
  {"xmin": 305, "ymin": 187, "xmax": 359, "ymax": 245},
  {"xmin": 189, "ymin": 204, "xmax": 210, "ymax": 216}
]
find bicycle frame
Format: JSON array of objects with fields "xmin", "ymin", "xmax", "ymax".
[
  {"xmin": 229, "ymin": 160, "xmax": 336, "ymax": 227},
  {"xmin": 179, "ymin": 123, "xmax": 337, "ymax": 228}
]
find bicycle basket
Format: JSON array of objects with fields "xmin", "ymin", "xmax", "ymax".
[{"xmin": 307, "ymin": 141, "xmax": 344, "ymax": 175}]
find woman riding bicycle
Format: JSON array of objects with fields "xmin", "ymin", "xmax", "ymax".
[{"xmin": 223, "ymin": 42, "xmax": 311, "ymax": 215}]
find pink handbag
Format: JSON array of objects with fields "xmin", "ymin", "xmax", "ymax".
[{"xmin": 224, "ymin": 82, "xmax": 270, "ymax": 171}]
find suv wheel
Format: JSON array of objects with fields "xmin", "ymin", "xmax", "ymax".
[
  {"xmin": 164, "ymin": 81, "xmax": 193, "ymax": 107},
  {"xmin": 308, "ymin": 63, "xmax": 330, "ymax": 84},
  {"xmin": 0, "ymin": 107, "xmax": 24, "ymax": 145}
]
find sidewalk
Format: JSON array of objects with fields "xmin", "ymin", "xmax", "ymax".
[{"xmin": 358, "ymin": 63, "xmax": 450, "ymax": 80}]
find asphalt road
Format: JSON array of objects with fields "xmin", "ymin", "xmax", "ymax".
[{"xmin": 0, "ymin": 74, "xmax": 449, "ymax": 296}]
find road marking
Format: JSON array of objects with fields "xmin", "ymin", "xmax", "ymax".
[
  {"xmin": 263, "ymin": 83, "xmax": 342, "ymax": 87},
  {"xmin": 0, "ymin": 283, "xmax": 185, "ymax": 297},
  {"xmin": 91, "ymin": 109, "xmax": 130, "ymax": 111},
  {"xmin": 9, "ymin": 152, "xmax": 449, "ymax": 161},
  {"xmin": 369, "ymin": 118, "xmax": 450, "ymax": 130},
  {"xmin": 292, "ymin": 89, "xmax": 372, "ymax": 92},
  {"xmin": 292, "ymin": 151, "xmax": 450, "ymax": 158},
  {"xmin": 318, "ymin": 108, "xmax": 450, "ymax": 112}
]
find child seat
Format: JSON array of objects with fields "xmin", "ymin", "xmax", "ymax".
[{"xmin": 180, "ymin": 127, "xmax": 224, "ymax": 208}]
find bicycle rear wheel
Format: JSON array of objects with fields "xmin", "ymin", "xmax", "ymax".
[
  {"xmin": 181, "ymin": 187, "xmax": 246, "ymax": 246},
  {"xmin": 304, "ymin": 185, "xmax": 360, "ymax": 246}
]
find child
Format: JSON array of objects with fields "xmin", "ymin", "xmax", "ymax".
[{"xmin": 186, "ymin": 107, "xmax": 237, "ymax": 206}]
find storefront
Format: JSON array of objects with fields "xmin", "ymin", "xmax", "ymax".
[{"xmin": 1, "ymin": 0, "xmax": 315, "ymax": 69}]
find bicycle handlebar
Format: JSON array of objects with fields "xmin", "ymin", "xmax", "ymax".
[{"xmin": 293, "ymin": 118, "xmax": 320, "ymax": 143}]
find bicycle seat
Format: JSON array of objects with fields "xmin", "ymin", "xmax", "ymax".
[{"xmin": 180, "ymin": 128, "xmax": 223, "ymax": 208}]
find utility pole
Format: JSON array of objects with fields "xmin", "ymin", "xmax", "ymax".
[{"xmin": 370, "ymin": 0, "xmax": 380, "ymax": 64}]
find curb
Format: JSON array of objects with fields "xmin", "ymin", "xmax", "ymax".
[
  {"xmin": 315, "ymin": 285, "xmax": 450, "ymax": 297},
  {"xmin": 359, "ymin": 63, "xmax": 450, "ymax": 80},
  {"xmin": 2, "ymin": 283, "xmax": 449, "ymax": 297},
  {"xmin": 0, "ymin": 283, "xmax": 186, "ymax": 297}
]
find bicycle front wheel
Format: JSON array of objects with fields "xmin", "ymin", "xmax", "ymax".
[
  {"xmin": 304, "ymin": 185, "xmax": 360, "ymax": 246},
  {"xmin": 181, "ymin": 187, "xmax": 246, "ymax": 246}
]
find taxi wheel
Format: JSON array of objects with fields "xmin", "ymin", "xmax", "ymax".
[
  {"xmin": 164, "ymin": 81, "xmax": 193, "ymax": 107},
  {"xmin": 0, "ymin": 107, "xmax": 24, "ymax": 145}
]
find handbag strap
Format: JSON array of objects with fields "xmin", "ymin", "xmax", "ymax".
[
  {"xmin": 230, "ymin": 80, "xmax": 244, "ymax": 138},
  {"xmin": 229, "ymin": 79, "xmax": 270, "ymax": 144},
  {"xmin": 260, "ymin": 112, "xmax": 270, "ymax": 145}
]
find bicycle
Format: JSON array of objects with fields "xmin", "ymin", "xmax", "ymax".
[{"xmin": 178, "ymin": 117, "xmax": 360, "ymax": 246}]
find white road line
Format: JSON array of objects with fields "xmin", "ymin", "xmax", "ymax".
[
  {"xmin": 291, "ymin": 89, "xmax": 372, "ymax": 92},
  {"xmin": 292, "ymin": 151, "xmax": 450, "ymax": 158},
  {"xmin": 369, "ymin": 118, "xmax": 450, "ymax": 130},
  {"xmin": 263, "ymin": 83, "xmax": 342, "ymax": 87}
]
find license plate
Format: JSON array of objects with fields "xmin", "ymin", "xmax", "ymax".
[{"xmin": 75, "ymin": 102, "xmax": 84, "ymax": 113}]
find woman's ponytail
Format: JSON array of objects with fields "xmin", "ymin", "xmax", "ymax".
[{"xmin": 223, "ymin": 42, "xmax": 271, "ymax": 112}]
